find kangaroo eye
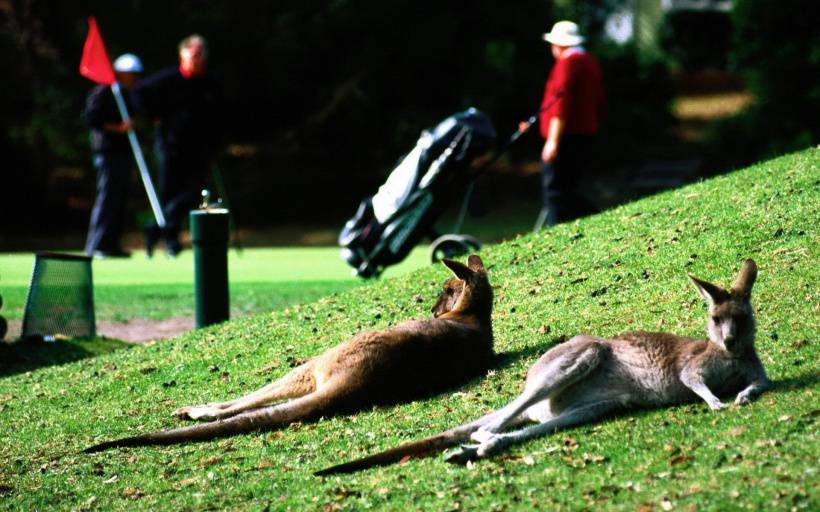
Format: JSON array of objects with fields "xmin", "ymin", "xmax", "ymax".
[{"xmin": 711, "ymin": 316, "xmax": 721, "ymax": 324}]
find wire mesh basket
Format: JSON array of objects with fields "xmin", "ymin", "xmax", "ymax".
[{"xmin": 21, "ymin": 253, "xmax": 96, "ymax": 339}]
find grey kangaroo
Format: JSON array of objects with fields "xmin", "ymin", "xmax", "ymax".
[
  {"xmin": 85, "ymin": 255, "xmax": 494, "ymax": 452},
  {"xmin": 317, "ymin": 259, "xmax": 769, "ymax": 475}
]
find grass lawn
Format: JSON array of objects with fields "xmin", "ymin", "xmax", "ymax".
[
  {"xmin": 0, "ymin": 148, "xmax": 817, "ymax": 510},
  {"xmin": 0, "ymin": 246, "xmax": 431, "ymax": 323},
  {"xmin": 0, "ymin": 247, "xmax": 428, "ymax": 377}
]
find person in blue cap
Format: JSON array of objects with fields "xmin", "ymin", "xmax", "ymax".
[{"xmin": 82, "ymin": 53, "xmax": 143, "ymax": 258}]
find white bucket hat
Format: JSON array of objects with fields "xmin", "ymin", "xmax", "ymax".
[
  {"xmin": 542, "ymin": 21, "xmax": 585, "ymax": 47},
  {"xmin": 113, "ymin": 53, "xmax": 143, "ymax": 73}
]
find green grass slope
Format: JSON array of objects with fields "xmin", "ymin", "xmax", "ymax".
[{"xmin": 1, "ymin": 148, "xmax": 817, "ymax": 511}]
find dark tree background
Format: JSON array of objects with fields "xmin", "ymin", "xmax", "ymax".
[
  {"xmin": 704, "ymin": 0, "xmax": 820, "ymax": 171},
  {"xmin": 2, "ymin": 0, "xmax": 566, "ymax": 237},
  {"xmin": 9, "ymin": 1, "xmax": 813, "ymax": 244}
]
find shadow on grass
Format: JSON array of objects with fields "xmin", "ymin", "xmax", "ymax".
[
  {"xmin": 771, "ymin": 373, "xmax": 820, "ymax": 392},
  {"xmin": 493, "ymin": 342, "xmax": 555, "ymax": 371},
  {"xmin": 0, "ymin": 337, "xmax": 130, "ymax": 378}
]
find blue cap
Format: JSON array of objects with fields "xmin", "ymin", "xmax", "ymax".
[{"xmin": 113, "ymin": 53, "xmax": 143, "ymax": 73}]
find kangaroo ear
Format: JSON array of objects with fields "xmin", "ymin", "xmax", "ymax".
[
  {"xmin": 731, "ymin": 259, "xmax": 757, "ymax": 297},
  {"xmin": 467, "ymin": 254, "xmax": 485, "ymax": 272},
  {"xmin": 442, "ymin": 258, "xmax": 473, "ymax": 281},
  {"xmin": 688, "ymin": 274, "xmax": 728, "ymax": 305}
]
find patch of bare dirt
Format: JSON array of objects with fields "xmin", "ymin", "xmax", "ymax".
[
  {"xmin": 4, "ymin": 317, "xmax": 193, "ymax": 344},
  {"xmin": 97, "ymin": 317, "xmax": 194, "ymax": 343}
]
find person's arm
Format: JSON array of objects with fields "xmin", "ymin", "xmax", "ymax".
[
  {"xmin": 133, "ymin": 69, "xmax": 170, "ymax": 121},
  {"xmin": 81, "ymin": 87, "xmax": 106, "ymax": 129},
  {"xmin": 540, "ymin": 57, "xmax": 570, "ymax": 162},
  {"xmin": 542, "ymin": 116, "xmax": 564, "ymax": 163},
  {"xmin": 102, "ymin": 119, "xmax": 133, "ymax": 133},
  {"xmin": 82, "ymin": 87, "xmax": 132, "ymax": 133}
]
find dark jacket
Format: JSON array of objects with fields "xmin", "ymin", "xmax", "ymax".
[
  {"xmin": 82, "ymin": 84, "xmax": 133, "ymax": 154},
  {"xmin": 135, "ymin": 67, "xmax": 224, "ymax": 155}
]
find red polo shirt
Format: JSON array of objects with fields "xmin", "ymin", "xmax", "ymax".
[{"xmin": 539, "ymin": 49, "xmax": 605, "ymax": 138}]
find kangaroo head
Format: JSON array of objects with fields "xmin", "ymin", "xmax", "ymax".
[
  {"xmin": 431, "ymin": 255, "xmax": 492, "ymax": 319},
  {"xmin": 688, "ymin": 259, "xmax": 757, "ymax": 353}
]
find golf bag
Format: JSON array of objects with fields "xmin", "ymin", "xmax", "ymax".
[{"xmin": 339, "ymin": 108, "xmax": 496, "ymax": 278}]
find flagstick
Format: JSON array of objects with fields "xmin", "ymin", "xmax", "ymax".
[{"xmin": 110, "ymin": 81, "xmax": 166, "ymax": 228}]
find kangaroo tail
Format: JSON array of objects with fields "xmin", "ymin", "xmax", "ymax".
[
  {"xmin": 85, "ymin": 392, "xmax": 331, "ymax": 453},
  {"xmin": 314, "ymin": 411, "xmax": 495, "ymax": 476},
  {"xmin": 313, "ymin": 431, "xmax": 464, "ymax": 476}
]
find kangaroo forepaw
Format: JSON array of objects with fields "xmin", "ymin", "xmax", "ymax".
[
  {"xmin": 444, "ymin": 444, "xmax": 480, "ymax": 465},
  {"xmin": 709, "ymin": 400, "xmax": 730, "ymax": 411},
  {"xmin": 734, "ymin": 392, "xmax": 754, "ymax": 406}
]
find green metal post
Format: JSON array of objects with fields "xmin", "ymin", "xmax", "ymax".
[{"xmin": 190, "ymin": 205, "xmax": 230, "ymax": 328}]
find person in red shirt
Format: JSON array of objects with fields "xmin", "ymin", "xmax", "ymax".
[
  {"xmin": 530, "ymin": 21, "xmax": 605, "ymax": 228},
  {"xmin": 137, "ymin": 35, "xmax": 225, "ymax": 257}
]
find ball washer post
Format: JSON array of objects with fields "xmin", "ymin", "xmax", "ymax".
[{"xmin": 190, "ymin": 191, "xmax": 230, "ymax": 328}]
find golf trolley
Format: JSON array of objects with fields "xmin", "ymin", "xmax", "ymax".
[{"xmin": 339, "ymin": 108, "xmax": 502, "ymax": 278}]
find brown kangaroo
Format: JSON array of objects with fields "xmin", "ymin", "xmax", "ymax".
[
  {"xmin": 85, "ymin": 255, "xmax": 494, "ymax": 452},
  {"xmin": 317, "ymin": 259, "xmax": 769, "ymax": 475}
]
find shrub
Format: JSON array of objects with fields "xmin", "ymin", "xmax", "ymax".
[
  {"xmin": 659, "ymin": 9, "xmax": 732, "ymax": 71},
  {"xmin": 705, "ymin": 0, "xmax": 819, "ymax": 171},
  {"xmin": 592, "ymin": 42, "xmax": 675, "ymax": 173}
]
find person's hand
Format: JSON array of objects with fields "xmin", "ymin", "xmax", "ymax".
[
  {"xmin": 542, "ymin": 139, "xmax": 558, "ymax": 162},
  {"xmin": 518, "ymin": 120, "xmax": 531, "ymax": 134},
  {"xmin": 469, "ymin": 152, "xmax": 493, "ymax": 170},
  {"xmin": 105, "ymin": 120, "xmax": 133, "ymax": 133}
]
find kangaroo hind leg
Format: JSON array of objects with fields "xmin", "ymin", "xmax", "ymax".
[
  {"xmin": 474, "ymin": 400, "xmax": 620, "ymax": 458},
  {"xmin": 91, "ymin": 378, "xmax": 345, "ymax": 452},
  {"xmin": 174, "ymin": 360, "xmax": 317, "ymax": 421},
  {"xmin": 471, "ymin": 336, "xmax": 607, "ymax": 442},
  {"xmin": 443, "ymin": 409, "xmax": 532, "ymax": 465}
]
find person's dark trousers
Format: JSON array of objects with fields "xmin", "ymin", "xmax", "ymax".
[
  {"xmin": 542, "ymin": 134, "xmax": 596, "ymax": 224},
  {"xmin": 85, "ymin": 152, "xmax": 131, "ymax": 255},
  {"xmin": 145, "ymin": 144, "xmax": 208, "ymax": 256}
]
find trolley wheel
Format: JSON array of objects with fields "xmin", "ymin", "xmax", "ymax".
[
  {"xmin": 356, "ymin": 261, "xmax": 381, "ymax": 279},
  {"xmin": 0, "ymin": 315, "xmax": 6, "ymax": 341},
  {"xmin": 430, "ymin": 234, "xmax": 481, "ymax": 263}
]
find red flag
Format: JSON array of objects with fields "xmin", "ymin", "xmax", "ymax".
[{"xmin": 79, "ymin": 17, "xmax": 116, "ymax": 85}]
